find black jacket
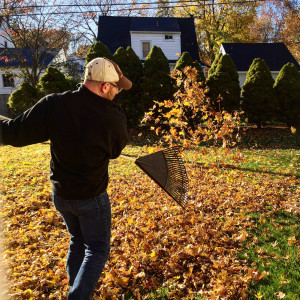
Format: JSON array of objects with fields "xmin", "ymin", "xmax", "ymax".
[{"xmin": 0, "ymin": 85, "xmax": 128, "ymax": 199}]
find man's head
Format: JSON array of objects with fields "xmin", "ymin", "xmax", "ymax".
[{"xmin": 83, "ymin": 57, "xmax": 132, "ymax": 100}]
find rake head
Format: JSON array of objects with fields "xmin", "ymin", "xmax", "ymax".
[{"xmin": 135, "ymin": 146, "xmax": 189, "ymax": 208}]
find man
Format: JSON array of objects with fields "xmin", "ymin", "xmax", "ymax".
[{"xmin": 0, "ymin": 57, "xmax": 132, "ymax": 299}]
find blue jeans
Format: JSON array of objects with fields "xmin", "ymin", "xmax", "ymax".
[{"xmin": 52, "ymin": 191, "xmax": 111, "ymax": 300}]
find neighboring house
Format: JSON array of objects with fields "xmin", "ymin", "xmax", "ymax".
[
  {"xmin": 97, "ymin": 15, "xmax": 206, "ymax": 71},
  {"xmin": 219, "ymin": 42, "xmax": 300, "ymax": 86},
  {"xmin": 0, "ymin": 17, "xmax": 66, "ymax": 116},
  {"xmin": 66, "ymin": 54, "xmax": 86, "ymax": 78}
]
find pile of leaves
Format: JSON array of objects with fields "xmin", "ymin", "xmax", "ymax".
[{"xmin": 0, "ymin": 140, "xmax": 299, "ymax": 299}]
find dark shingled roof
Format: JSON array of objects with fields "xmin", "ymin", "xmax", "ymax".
[
  {"xmin": 0, "ymin": 48, "xmax": 60, "ymax": 67},
  {"xmin": 221, "ymin": 43, "xmax": 300, "ymax": 71},
  {"xmin": 131, "ymin": 17, "xmax": 180, "ymax": 32},
  {"xmin": 98, "ymin": 16, "xmax": 203, "ymax": 65}
]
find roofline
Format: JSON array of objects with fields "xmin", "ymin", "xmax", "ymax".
[
  {"xmin": 221, "ymin": 42, "xmax": 286, "ymax": 45},
  {"xmin": 130, "ymin": 31, "xmax": 181, "ymax": 34},
  {"xmin": 99, "ymin": 15, "xmax": 194, "ymax": 20}
]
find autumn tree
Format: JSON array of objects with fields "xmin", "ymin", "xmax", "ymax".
[
  {"xmin": 273, "ymin": 62, "xmax": 300, "ymax": 128},
  {"xmin": 173, "ymin": 0, "xmax": 258, "ymax": 64},
  {"xmin": 206, "ymin": 54, "xmax": 241, "ymax": 112},
  {"xmin": 250, "ymin": 0, "xmax": 300, "ymax": 61},
  {"xmin": 0, "ymin": 0, "xmax": 71, "ymax": 87},
  {"xmin": 141, "ymin": 45, "xmax": 174, "ymax": 113},
  {"xmin": 70, "ymin": 0, "xmax": 150, "ymax": 45},
  {"xmin": 113, "ymin": 46, "xmax": 144, "ymax": 127},
  {"xmin": 7, "ymin": 82, "xmax": 40, "ymax": 118},
  {"xmin": 155, "ymin": 0, "xmax": 175, "ymax": 17},
  {"xmin": 241, "ymin": 58, "xmax": 277, "ymax": 128}
]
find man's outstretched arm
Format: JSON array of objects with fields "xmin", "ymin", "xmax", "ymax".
[{"xmin": 0, "ymin": 97, "xmax": 50, "ymax": 147}]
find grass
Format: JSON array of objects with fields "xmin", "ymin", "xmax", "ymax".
[
  {"xmin": 238, "ymin": 210, "xmax": 300, "ymax": 299},
  {"xmin": 0, "ymin": 126, "xmax": 299, "ymax": 299}
]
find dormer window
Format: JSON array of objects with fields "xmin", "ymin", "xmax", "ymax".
[
  {"xmin": 165, "ymin": 35, "xmax": 173, "ymax": 40},
  {"xmin": 2, "ymin": 74, "xmax": 14, "ymax": 87}
]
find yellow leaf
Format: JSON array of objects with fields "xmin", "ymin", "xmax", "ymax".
[
  {"xmin": 23, "ymin": 289, "xmax": 33, "ymax": 296},
  {"xmin": 128, "ymin": 218, "xmax": 134, "ymax": 225},
  {"xmin": 288, "ymin": 236, "xmax": 296, "ymax": 246},
  {"xmin": 150, "ymin": 251, "xmax": 156, "ymax": 258},
  {"xmin": 291, "ymin": 126, "xmax": 296, "ymax": 134},
  {"xmin": 170, "ymin": 127, "xmax": 177, "ymax": 136},
  {"xmin": 148, "ymin": 147, "xmax": 154, "ymax": 154}
]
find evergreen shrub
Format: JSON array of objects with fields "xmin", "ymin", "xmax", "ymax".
[
  {"xmin": 274, "ymin": 62, "xmax": 300, "ymax": 128},
  {"xmin": 141, "ymin": 45, "xmax": 174, "ymax": 113},
  {"xmin": 241, "ymin": 58, "xmax": 277, "ymax": 128},
  {"xmin": 7, "ymin": 82, "xmax": 39, "ymax": 118},
  {"xmin": 113, "ymin": 46, "xmax": 144, "ymax": 127},
  {"xmin": 207, "ymin": 54, "xmax": 241, "ymax": 112}
]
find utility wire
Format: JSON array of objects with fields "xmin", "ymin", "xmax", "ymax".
[
  {"xmin": 0, "ymin": 0, "xmax": 269, "ymax": 12},
  {"xmin": 0, "ymin": 0, "xmax": 269, "ymax": 17},
  {"xmin": 0, "ymin": 0, "xmax": 268, "ymax": 10}
]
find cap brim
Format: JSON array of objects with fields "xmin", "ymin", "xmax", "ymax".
[
  {"xmin": 117, "ymin": 75, "xmax": 132, "ymax": 90},
  {"xmin": 110, "ymin": 60, "xmax": 132, "ymax": 90}
]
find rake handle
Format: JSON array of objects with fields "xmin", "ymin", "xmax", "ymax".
[
  {"xmin": 120, "ymin": 154, "xmax": 136, "ymax": 162},
  {"xmin": 0, "ymin": 114, "xmax": 11, "ymax": 120}
]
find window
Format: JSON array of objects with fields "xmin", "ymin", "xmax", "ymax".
[
  {"xmin": 142, "ymin": 42, "xmax": 150, "ymax": 58},
  {"xmin": 165, "ymin": 35, "xmax": 173, "ymax": 40},
  {"xmin": 2, "ymin": 74, "xmax": 15, "ymax": 87}
]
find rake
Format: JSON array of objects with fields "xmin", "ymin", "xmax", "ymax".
[{"xmin": 121, "ymin": 146, "xmax": 189, "ymax": 209}]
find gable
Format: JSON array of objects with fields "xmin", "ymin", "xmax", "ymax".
[
  {"xmin": 130, "ymin": 17, "xmax": 180, "ymax": 32},
  {"xmin": 221, "ymin": 43, "xmax": 300, "ymax": 72},
  {"xmin": 177, "ymin": 17, "xmax": 200, "ymax": 64},
  {"xmin": 98, "ymin": 16, "xmax": 131, "ymax": 55},
  {"xmin": 0, "ymin": 48, "xmax": 60, "ymax": 67},
  {"xmin": 98, "ymin": 16, "xmax": 201, "ymax": 64}
]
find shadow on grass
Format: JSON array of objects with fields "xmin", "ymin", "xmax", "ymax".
[
  {"xmin": 128, "ymin": 126, "xmax": 300, "ymax": 150},
  {"xmin": 188, "ymin": 162, "xmax": 300, "ymax": 179}
]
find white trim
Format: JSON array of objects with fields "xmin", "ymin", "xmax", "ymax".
[
  {"xmin": 130, "ymin": 31, "xmax": 180, "ymax": 34},
  {"xmin": 164, "ymin": 34, "xmax": 174, "ymax": 42},
  {"xmin": 141, "ymin": 40, "xmax": 152, "ymax": 59}
]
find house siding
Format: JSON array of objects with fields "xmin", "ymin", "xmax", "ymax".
[
  {"xmin": 131, "ymin": 32, "xmax": 181, "ymax": 60},
  {"xmin": 238, "ymin": 71, "xmax": 280, "ymax": 87}
]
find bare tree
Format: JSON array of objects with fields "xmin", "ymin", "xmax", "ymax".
[
  {"xmin": 0, "ymin": 0, "xmax": 72, "ymax": 86},
  {"xmin": 70, "ymin": 0, "xmax": 151, "ymax": 46}
]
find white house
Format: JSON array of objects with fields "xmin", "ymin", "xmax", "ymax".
[
  {"xmin": 219, "ymin": 42, "xmax": 300, "ymax": 87},
  {"xmin": 0, "ymin": 17, "xmax": 66, "ymax": 116},
  {"xmin": 97, "ymin": 16, "xmax": 206, "ymax": 72}
]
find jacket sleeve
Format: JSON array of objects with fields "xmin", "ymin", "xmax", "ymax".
[
  {"xmin": 111, "ymin": 127, "xmax": 128, "ymax": 159},
  {"xmin": 0, "ymin": 97, "xmax": 50, "ymax": 147},
  {"xmin": 109, "ymin": 113, "xmax": 128, "ymax": 159}
]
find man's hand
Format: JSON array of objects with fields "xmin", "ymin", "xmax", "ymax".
[{"xmin": 0, "ymin": 115, "xmax": 11, "ymax": 120}]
